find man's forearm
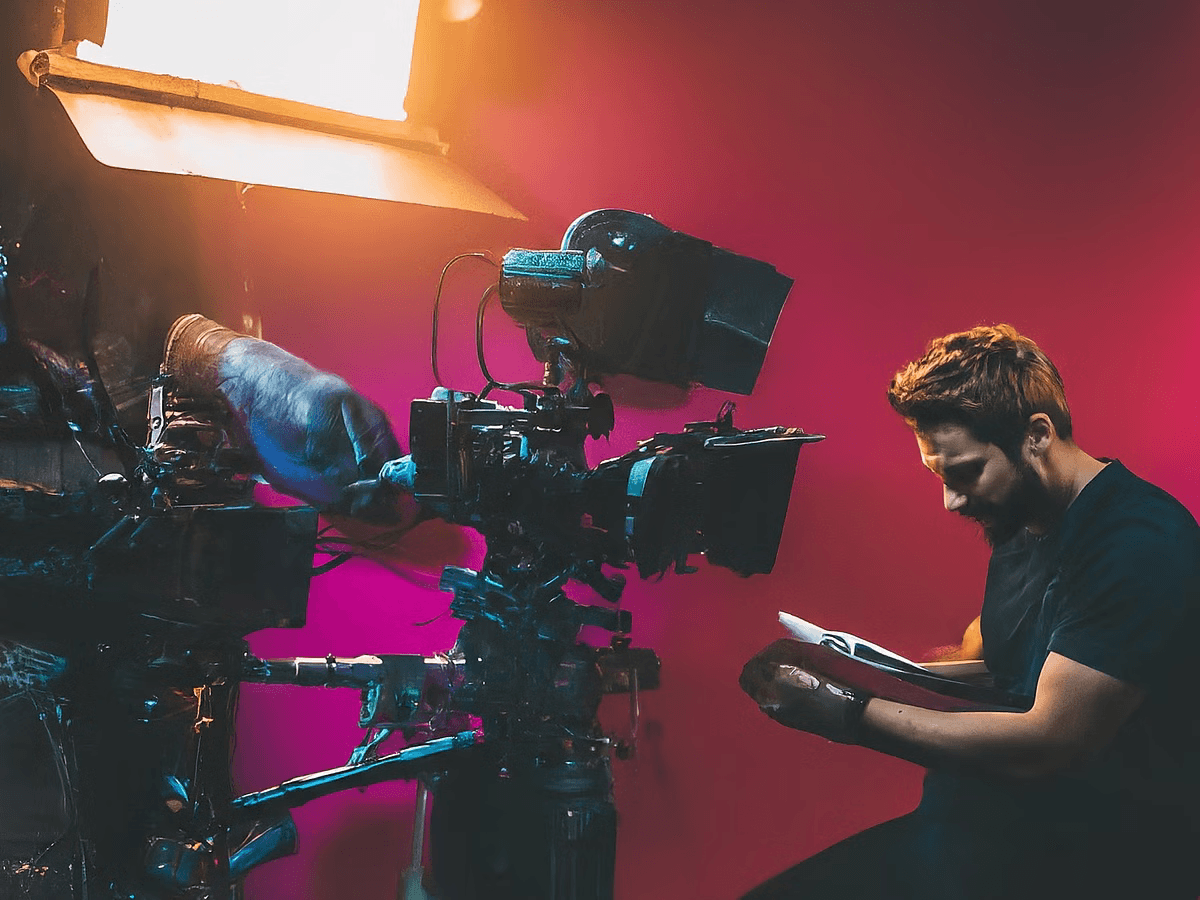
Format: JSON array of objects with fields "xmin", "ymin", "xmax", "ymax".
[
  {"xmin": 740, "ymin": 645, "xmax": 1144, "ymax": 776},
  {"xmin": 859, "ymin": 652, "xmax": 1144, "ymax": 777},
  {"xmin": 860, "ymin": 700, "xmax": 1070, "ymax": 777}
]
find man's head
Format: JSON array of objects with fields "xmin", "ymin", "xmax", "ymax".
[{"xmin": 888, "ymin": 325, "xmax": 1075, "ymax": 545}]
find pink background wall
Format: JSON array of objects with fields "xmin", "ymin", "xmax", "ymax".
[{"xmin": 225, "ymin": 3, "xmax": 1200, "ymax": 897}]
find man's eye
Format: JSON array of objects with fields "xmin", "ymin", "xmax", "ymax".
[{"xmin": 946, "ymin": 464, "xmax": 984, "ymax": 485}]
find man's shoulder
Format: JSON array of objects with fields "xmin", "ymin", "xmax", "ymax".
[
  {"xmin": 1067, "ymin": 460, "xmax": 1199, "ymax": 546},
  {"xmin": 1054, "ymin": 461, "xmax": 1199, "ymax": 599}
]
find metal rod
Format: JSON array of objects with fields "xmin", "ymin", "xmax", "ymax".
[{"xmin": 231, "ymin": 732, "xmax": 478, "ymax": 816}]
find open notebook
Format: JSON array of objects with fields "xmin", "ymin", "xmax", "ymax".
[{"xmin": 777, "ymin": 611, "xmax": 1030, "ymax": 712}]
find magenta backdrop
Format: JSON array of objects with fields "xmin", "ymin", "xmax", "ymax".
[{"xmin": 219, "ymin": 4, "xmax": 1200, "ymax": 898}]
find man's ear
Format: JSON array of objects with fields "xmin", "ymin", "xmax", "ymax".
[{"xmin": 1025, "ymin": 413, "xmax": 1055, "ymax": 457}]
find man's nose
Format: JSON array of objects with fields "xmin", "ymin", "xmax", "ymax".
[{"xmin": 943, "ymin": 484, "xmax": 968, "ymax": 512}]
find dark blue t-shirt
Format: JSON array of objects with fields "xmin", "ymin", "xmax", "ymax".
[{"xmin": 918, "ymin": 460, "xmax": 1200, "ymax": 896}]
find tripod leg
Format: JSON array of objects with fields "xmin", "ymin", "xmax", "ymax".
[{"xmin": 429, "ymin": 754, "xmax": 616, "ymax": 900}]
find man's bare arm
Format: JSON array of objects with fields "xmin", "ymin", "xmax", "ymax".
[
  {"xmin": 923, "ymin": 615, "xmax": 984, "ymax": 663},
  {"xmin": 861, "ymin": 651, "xmax": 1144, "ymax": 778}
]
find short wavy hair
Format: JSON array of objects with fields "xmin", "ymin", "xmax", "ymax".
[{"xmin": 887, "ymin": 324, "xmax": 1072, "ymax": 457}]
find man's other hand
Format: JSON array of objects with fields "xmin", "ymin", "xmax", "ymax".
[
  {"xmin": 163, "ymin": 314, "xmax": 406, "ymax": 513},
  {"xmin": 740, "ymin": 639, "xmax": 869, "ymax": 744}
]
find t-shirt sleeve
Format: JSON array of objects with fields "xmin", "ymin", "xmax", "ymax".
[{"xmin": 1047, "ymin": 512, "xmax": 1200, "ymax": 690}]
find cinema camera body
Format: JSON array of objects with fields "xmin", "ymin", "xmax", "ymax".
[{"xmin": 245, "ymin": 210, "xmax": 822, "ymax": 899}]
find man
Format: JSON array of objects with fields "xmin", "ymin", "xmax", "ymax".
[{"xmin": 739, "ymin": 324, "xmax": 1200, "ymax": 899}]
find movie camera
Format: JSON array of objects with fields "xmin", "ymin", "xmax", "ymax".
[
  {"xmin": 242, "ymin": 210, "xmax": 823, "ymax": 898},
  {"xmin": 0, "ymin": 210, "xmax": 820, "ymax": 899}
]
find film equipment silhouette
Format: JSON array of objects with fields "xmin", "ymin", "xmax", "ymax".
[{"xmin": 0, "ymin": 211, "xmax": 820, "ymax": 899}]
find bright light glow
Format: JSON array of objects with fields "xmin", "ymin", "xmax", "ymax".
[
  {"xmin": 50, "ymin": 89, "xmax": 525, "ymax": 218},
  {"xmin": 442, "ymin": 0, "xmax": 483, "ymax": 22},
  {"xmin": 76, "ymin": 0, "xmax": 419, "ymax": 121}
]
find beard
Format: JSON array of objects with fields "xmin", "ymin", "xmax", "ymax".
[{"xmin": 962, "ymin": 459, "xmax": 1057, "ymax": 547}]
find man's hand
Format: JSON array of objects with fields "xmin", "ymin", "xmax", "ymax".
[
  {"xmin": 739, "ymin": 639, "xmax": 870, "ymax": 743},
  {"xmin": 162, "ymin": 314, "xmax": 409, "ymax": 518}
]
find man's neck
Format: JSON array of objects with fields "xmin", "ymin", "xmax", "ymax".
[
  {"xmin": 1061, "ymin": 445, "xmax": 1109, "ymax": 506},
  {"xmin": 1026, "ymin": 443, "xmax": 1107, "ymax": 536}
]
